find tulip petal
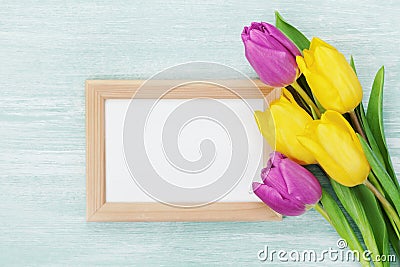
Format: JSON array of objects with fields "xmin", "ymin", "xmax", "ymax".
[
  {"xmin": 309, "ymin": 37, "xmax": 336, "ymax": 52},
  {"xmin": 252, "ymin": 182, "xmax": 306, "ymax": 216},
  {"xmin": 241, "ymin": 22, "xmax": 300, "ymax": 87},
  {"xmin": 271, "ymin": 151, "xmax": 286, "ymax": 161},
  {"xmin": 317, "ymin": 123, "xmax": 359, "ymax": 167},
  {"xmin": 296, "ymin": 55, "xmax": 310, "ymax": 76},
  {"xmin": 244, "ymin": 39, "xmax": 298, "ymax": 87},
  {"xmin": 303, "ymin": 50, "xmax": 315, "ymax": 69},
  {"xmin": 271, "ymin": 100, "xmax": 316, "ymax": 165},
  {"xmin": 298, "ymin": 125, "xmax": 368, "ymax": 187},
  {"xmin": 281, "ymin": 88, "xmax": 297, "ymax": 104},
  {"xmin": 278, "ymin": 159, "xmax": 322, "ymax": 204},
  {"xmin": 262, "ymin": 167, "xmax": 289, "ymax": 196},
  {"xmin": 317, "ymin": 123, "xmax": 369, "ymax": 186},
  {"xmin": 261, "ymin": 22, "xmax": 301, "ymax": 58},
  {"xmin": 300, "ymin": 38, "xmax": 363, "ymax": 113},
  {"xmin": 254, "ymin": 110, "xmax": 275, "ymax": 149},
  {"xmin": 297, "ymin": 134, "xmax": 351, "ymax": 184},
  {"xmin": 265, "ymin": 151, "xmax": 286, "ymax": 170},
  {"xmin": 313, "ymin": 46, "xmax": 362, "ymax": 111},
  {"xmin": 281, "ymin": 89, "xmax": 315, "ymax": 120},
  {"xmin": 249, "ymin": 28, "xmax": 289, "ymax": 52},
  {"xmin": 241, "ymin": 27, "xmax": 250, "ymax": 42},
  {"xmin": 322, "ymin": 110, "xmax": 362, "ymax": 151},
  {"xmin": 300, "ymin": 120, "xmax": 321, "ymax": 144},
  {"xmin": 305, "ymin": 69, "xmax": 346, "ymax": 112}
]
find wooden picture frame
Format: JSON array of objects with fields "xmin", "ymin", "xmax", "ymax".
[{"xmin": 86, "ymin": 80, "xmax": 282, "ymax": 222}]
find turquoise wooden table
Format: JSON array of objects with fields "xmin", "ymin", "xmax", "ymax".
[{"xmin": 1, "ymin": 1, "xmax": 399, "ymax": 266}]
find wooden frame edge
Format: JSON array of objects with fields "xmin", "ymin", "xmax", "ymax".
[
  {"xmin": 90, "ymin": 202, "xmax": 281, "ymax": 222},
  {"xmin": 86, "ymin": 80, "xmax": 282, "ymax": 222}
]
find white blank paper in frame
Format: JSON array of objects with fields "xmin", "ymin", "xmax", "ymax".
[{"xmin": 105, "ymin": 98, "xmax": 268, "ymax": 203}]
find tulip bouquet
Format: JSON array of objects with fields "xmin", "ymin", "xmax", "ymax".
[{"xmin": 242, "ymin": 12, "xmax": 400, "ymax": 266}]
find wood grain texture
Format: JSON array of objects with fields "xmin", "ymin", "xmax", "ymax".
[
  {"xmin": 91, "ymin": 203, "xmax": 280, "ymax": 222},
  {"xmin": 0, "ymin": 0, "xmax": 399, "ymax": 266}
]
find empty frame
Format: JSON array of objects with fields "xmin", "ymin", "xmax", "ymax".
[{"xmin": 86, "ymin": 80, "xmax": 281, "ymax": 221}]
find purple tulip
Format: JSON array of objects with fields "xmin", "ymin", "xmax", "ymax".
[
  {"xmin": 253, "ymin": 152, "xmax": 322, "ymax": 216},
  {"xmin": 241, "ymin": 22, "xmax": 301, "ymax": 88}
]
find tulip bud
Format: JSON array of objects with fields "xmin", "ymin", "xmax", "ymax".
[
  {"xmin": 297, "ymin": 110, "xmax": 370, "ymax": 187},
  {"xmin": 242, "ymin": 22, "xmax": 301, "ymax": 88},
  {"xmin": 254, "ymin": 89, "xmax": 316, "ymax": 165},
  {"xmin": 253, "ymin": 152, "xmax": 322, "ymax": 216},
  {"xmin": 296, "ymin": 38, "xmax": 363, "ymax": 114}
]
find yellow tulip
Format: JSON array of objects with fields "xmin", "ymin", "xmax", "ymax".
[
  {"xmin": 254, "ymin": 89, "xmax": 316, "ymax": 165},
  {"xmin": 296, "ymin": 38, "xmax": 363, "ymax": 114},
  {"xmin": 297, "ymin": 110, "xmax": 370, "ymax": 187}
]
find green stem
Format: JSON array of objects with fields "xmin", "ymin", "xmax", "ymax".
[
  {"xmin": 364, "ymin": 179, "xmax": 400, "ymax": 238},
  {"xmin": 349, "ymin": 109, "xmax": 367, "ymax": 140},
  {"xmin": 291, "ymin": 81, "xmax": 321, "ymax": 118},
  {"xmin": 368, "ymin": 172, "xmax": 385, "ymax": 197},
  {"xmin": 313, "ymin": 203, "xmax": 331, "ymax": 224}
]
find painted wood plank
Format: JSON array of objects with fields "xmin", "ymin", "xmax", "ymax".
[{"xmin": 0, "ymin": 0, "xmax": 399, "ymax": 266}]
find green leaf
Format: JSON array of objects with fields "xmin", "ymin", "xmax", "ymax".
[
  {"xmin": 350, "ymin": 55, "xmax": 357, "ymax": 75},
  {"xmin": 366, "ymin": 173, "xmax": 400, "ymax": 251},
  {"xmin": 358, "ymin": 102, "xmax": 385, "ymax": 165},
  {"xmin": 352, "ymin": 58, "xmax": 386, "ymax": 166},
  {"xmin": 358, "ymin": 134, "xmax": 400, "ymax": 215},
  {"xmin": 331, "ymin": 180, "xmax": 384, "ymax": 267},
  {"xmin": 354, "ymin": 185, "xmax": 390, "ymax": 267},
  {"xmin": 319, "ymin": 189, "xmax": 370, "ymax": 267},
  {"xmin": 366, "ymin": 66, "xmax": 399, "ymax": 187},
  {"xmin": 275, "ymin": 11, "xmax": 310, "ymax": 51},
  {"xmin": 385, "ymin": 215, "xmax": 400, "ymax": 257}
]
